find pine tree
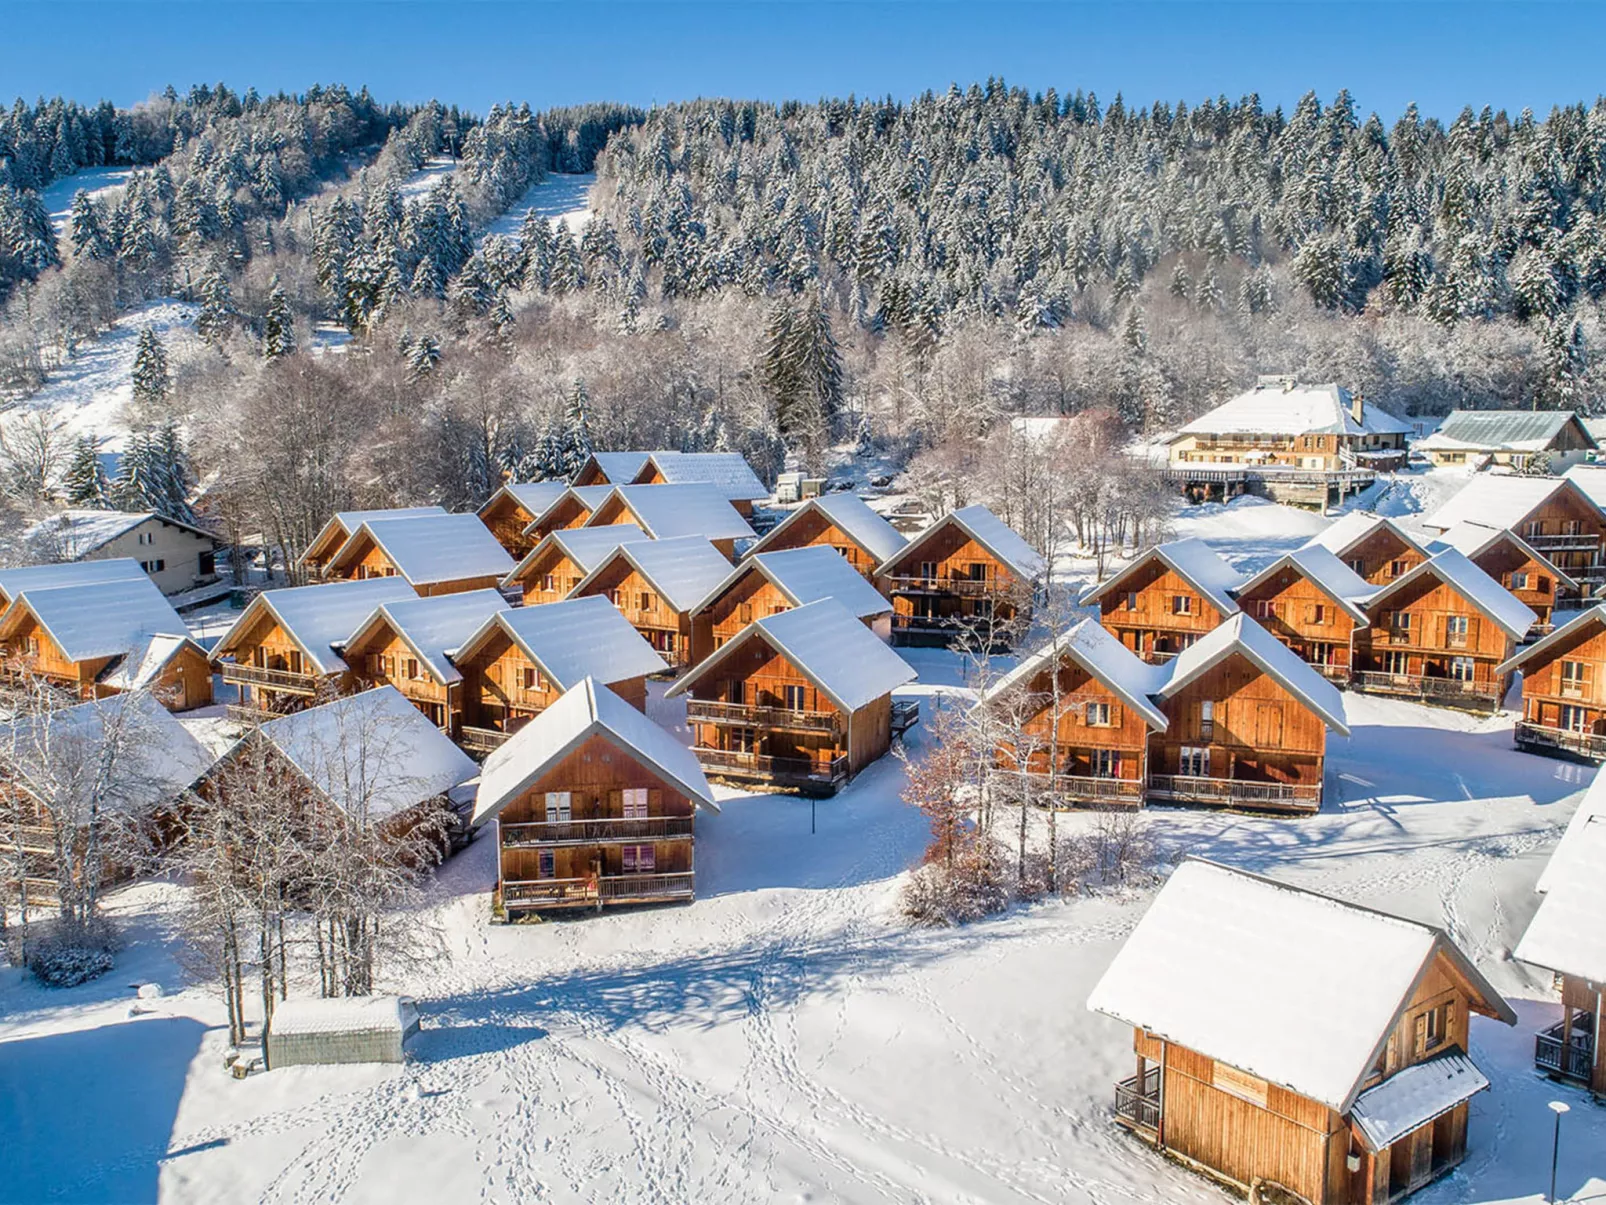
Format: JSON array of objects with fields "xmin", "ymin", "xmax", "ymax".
[
  {"xmin": 1168, "ymin": 261, "xmax": 1192, "ymax": 300},
  {"xmin": 195, "ymin": 263, "xmax": 234, "ymax": 344},
  {"xmin": 62, "ymin": 435, "xmax": 111, "ymax": 507},
  {"xmin": 68, "ymin": 191, "xmax": 109, "ymax": 260},
  {"xmin": 263, "ymin": 277, "xmax": 296, "ymax": 358},
  {"xmin": 131, "ymin": 327, "xmax": 170, "ymax": 410},
  {"xmin": 406, "ymin": 333, "xmax": 441, "ymax": 379}
]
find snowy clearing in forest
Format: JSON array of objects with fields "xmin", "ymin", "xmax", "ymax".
[
  {"xmin": 480, "ymin": 171, "xmax": 595, "ymax": 245},
  {"xmin": 2, "ymin": 650, "xmax": 1603, "ymax": 1204},
  {"xmin": 395, "ymin": 155, "xmax": 458, "ymax": 201},
  {"xmin": 38, "ymin": 164, "xmax": 135, "ymax": 235}
]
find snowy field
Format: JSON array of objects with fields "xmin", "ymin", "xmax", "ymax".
[
  {"xmin": 395, "ymin": 155, "xmax": 459, "ymax": 201},
  {"xmin": 38, "ymin": 164, "xmax": 135, "ymax": 235},
  {"xmin": 480, "ymin": 172, "xmax": 595, "ymax": 244}
]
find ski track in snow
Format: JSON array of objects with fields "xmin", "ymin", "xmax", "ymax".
[
  {"xmin": 39, "ymin": 165, "xmax": 135, "ymax": 235},
  {"xmin": 479, "ymin": 172, "xmax": 595, "ymax": 247}
]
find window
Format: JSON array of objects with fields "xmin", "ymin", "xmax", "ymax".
[
  {"xmin": 974, "ymin": 598, "xmax": 993, "ymax": 618},
  {"xmin": 137, "ymin": 530, "xmax": 153, "ymax": 545},
  {"xmin": 783, "ymin": 683, "xmax": 806, "ymax": 711},
  {"xmin": 541, "ymin": 573, "xmax": 556, "ymax": 592},
  {"xmin": 1199, "ymin": 700, "xmax": 1214, "ymax": 740},
  {"xmin": 1179, "ymin": 746, "xmax": 1209, "ymax": 777},
  {"xmin": 919, "ymin": 560, "xmax": 937, "ymax": 581},
  {"xmin": 1385, "ymin": 650, "xmax": 1410, "ymax": 675},
  {"xmin": 1390, "ymin": 610, "xmax": 1411, "ymax": 634},
  {"xmin": 1417, "ymin": 1001, "xmax": 1452, "ymax": 1055},
  {"xmin": 405, "ymin": 657, "xmax": 420, "ymax": 680},
  {"xmin": 1565, "ymin": 519, "xmax": 1583, "ymax": 536},
  {"xmin": 967, "ymin": 562, "xmax": 987, "ymax": 582},
  {"xmin": 638, "ymin": 592, "xmax": 653, "ymax": 612},
  {"xmin": 739, "ymin": 603, "xmax": 753, "ymax": 624},
  {"xmin": 1125, "ymin": 591, "xmax": 1139, "ymax": 611},
  {"xmin": 1449, "ymin": 656, "xmax": 1476, "ymax": 682},
  {"xmin": 1085, "ymin": 701, "xmax": 1112, "ymax": 726},
  {"xmin": 726, "ymin": 679, "xmax": 745, "ymax": 705},
  {"xmin": 1561, "ymin": 704, "xmax": 1588, "ymax": 732},
  {"xmin": 522, "ymin": 666, "xmax": 544, "ymax": 692},
  {"xmin": 1562, "ymin": 660, "xmax": 1586, "ymax": 691},
  {"xmin": 1524, "ymin": 520, "xmax": 1544, "ymax": 539},
  {"xmin": 1090, "ymin": 749, "xmax": 1118, "ymax": 778},
  {"xmin": 1446, "ymin": 615, "xmax": 1470, "ymax": 645},
  {"xmin": 1253, "ymin": 599, "xmax": 1276, "ymax": 620},
  {"xmin": 538, "ymin": 849, "xmax": 556, "ymax": 878},
  {"xmin": 1172, "ymin": 594, "xmax": 1193, "ymax": 616},
  {"xmin": 544, "ymin": 792, "xmax": 572, "ymax": 823},
  {"xmin": 140, "ymin": 558, "xmax": 166, "ymax": 573},
  {"xmin": 1310, "ymin": 603, "xmax": 1326, "ymax": 625},
  {"xmin": 1509, "ymin": 571, "xmax": 1530, "ymax": 591},
  {"xmin": 621, "ymin": 788, "xmax": 649, "ymax": 818},
  {"xmin": 622, "ymin": 844, "xmax": 655, "ymax": 873},
  {"xmin": 1348, "ymin": 557, "xmax": 1365, "ymax": 575},
  {"xmin": 1390, "ymin": 559, "xmax": 1408, "ymax": 577}
]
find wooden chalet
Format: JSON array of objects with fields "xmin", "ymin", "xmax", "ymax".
[
  {"xmin": 1232, "ymin": 546, "xmax": 1374, "ymax": 682},
  {"xmin": 875, "ymin": 504, "xmax": 1045, "ymax": 648},
  {"xmin": 666, "ymin": 598, "xmax": 918, "ymax": 795},
  {"xmin": 476, "ymin": 482, "xmax": 570, "ymax": 558},
  {"xmin": 0, "ymin": 558, "xmax": 148, "ymax": 611},
  {"xmin": 340, "ymin": 589, "xmax": 508, "ymax": 736},
  {"xmin": 1084, "ymin": 538, "xmax": 1245, "ymax": 664},
  {"xmin": 1499, "ymin": 604, "xmax": 1606, "ymax": 763},
  {"xmin": 521, "ymin": 484, "xmax": 617, "ymax": 542},
  {"xmin": 625, "ymin": 451, "xmax": 770, "ymax": 518},
  {"xmin": 977, "ymin": 619, "xmax": 1168, "ymax": 808},
  {"xmin": 583, "ymin": 483, "xmax": 756, "ymax": 560},
  {"xmin": 1301, "ymin": 512, "xmax": 1431, "ymax": 588},
  {"xmin": 1148, "ymin": 613, "xmax": 1349, "ymax": 811},
  {"xmin": 209, "ymin": 578, "xmax": 416, "ymax": 722},
  {"xmin": 1351, "ymin": 549, "xmax": 1535, "ymax": 712},
  {"xmin": 0, "ymin": 692, "xmax": 215, "ymax": 908},
  {"xmin": 501, "ymin": 523, "xmax": 650, "ymax": 607},
  {"xmin": 322, "ymin": 512, "xmax": 517, "ymax": 598},
  {"xmin": 1422, "ymin": 476, "xmax": 1606, "ymax": 600},
  {"xmin": 1417, "ymin": 409, "xmax": 1596, "ymax": 471},
  {"xmin": 473, "ymin": 678, "xmax": 718, "ymax": 916},
  {"xmin": 299, "ymin": 506, "xmax": 447, "ymax": 578},
  {"xmin": 449, "ymin": 596, "xmax": 668, "ymax": 756},
  {"xmin": 744, "ymin": 492, "xmax": 907, "ymax": 581},
  {"xmin": 1089, "ymin": 859, "xmax": 1515, "ymax": 1205},
  {"xmin": 1514, "ymin": 777, "xmax": 1606, "ymax": 1099},
  {"xmin": 0, "ymin": 577, "xmax": 212, "ymax": 710},
  {"xmin": 570, "ymin": 451, "xmax": 652, "ymax": 488},
  {"xmin": 569, "ymin": 536, "xmax": 734, "ymax": 669},
  {"xmin": 1427, "ymin": 521, "xmax": 1575, "ymax": 632},
  {"xmin": 691, "ymin": 545, "xmax": 893, "ymax": 664}
]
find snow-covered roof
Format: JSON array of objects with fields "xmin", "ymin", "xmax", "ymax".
[
  {"xmin": 1427, "ymin": 521, "xmax": 1576, "ymax": 589},
  {"xmin": 456, "ymin": 596, "xmax": 668, "ymax": 689},
  {"xmin": 1419, "ymin": 476, "xmax": 1581, "ymax": 534},
  {"xmin": 1082, "ymin": 538, "xmax": 1244, "ymax": 617},
  {"xmin": 882, "ymin": 504, "xmax": 1045, "ymax": 581},
  {"xmin": 1516, "ymin": 783, "xmax": 1606, "ymax": 981},
  {"xmin": 1160, "ymin": 614, "xmax": 1350, "ymax": 735},
  {"xmin": 345, "ymin": 589, "xmax": 508, "ymax": 686},
  {"xmin": 1, "ymin": 576, "xmax": 190, "ymax": 662},
  {"xmin": 1233, "ymin": 546, "xmax": 1376, "ymax": 626},
  {"xmin": 213, "ymin": 579, "xmax": 417, "ymax": 676},
  {"xmin": 747, "ymin": 493, "xmax": 908, "ymax": 564},
  {"xmin": 1087, "ymin": 859, "xmax": 1513, "ymax": 1112},
  {"xmin": 699, "ymin": 546, "xmax": 891, "ymax": 621},
  {"xmin": 0, "ymin": 691, "xmax": 215, "ymax": 815},
  {"xmin": 1499, "ymin": 604, "xmax": 1606, "ymax": 675},
  {"xmin": 504, "ymin": 524, "xmax": 651, "ymax": 587},
  {"xmin": 1561, "ymin": 463, "xmax": 1606, "ymax": 510},
  {"xmin": 474, "ymin": 677, "xmax": 716, "ymax": 825},
  {"xmin": 582, "ymin": 451, "xmax": 653, "ymax": 484},
  {"xmin": 1537, "ymin": 769, "xmax": 1606, "ymax": 894},
  {"xmin": 330, "ymin": 513, "xmax": 516, "ymax": 587},
  {"xmin": 268, "ymin": 995, "xmax": 418, "ymax": 1037},
  {"xmin": 520, "ymin": 485, "xmax": 618, "ymax": 537},
  {"xmin": 1348, "ymin": 1053, "xmax": 1490, "ymax": 1152},
  {"xmin": 97, "ymin": 633, "xmax": 205, "ymax": 692},
  {"xmin": 1173, "ymin": 381, "xmax": 1409, "ymax": 440},
  {"xmin": 575, "ymin": 535, "xmax": 735, "ymax": 614},
  {"xmin": 300, "ymin": 506, "xmax": 447, "ymax": 565},
  {"xmin": 588, "ymin": 484, "xmax": 756, "ymax": 541},
  {"xmin": 668, "ymin": 598, "xmax": 916, "ymax": 713},
  {"xmin": 1365, "ymin": 549, "xmax": 1536, "ymax": 642},
  {"xmin": 0, "ymin": 557, "xmax": 148, "ymax": 606},
  {"xmin": 1302, "ymin": 512, "xmax": 1430, "ymax": 561},
  {"xmin": 979, "ymin": 618, "xmax": 1169, "ymax": 731},
  {"xmin": 258, "ymin": 686, "xmax": 477, "ymax": 819},
  {"xmin": 24, "ymin": 508, "xmax": 217, "ymax": 557},
  {"xmin": 1417, "ymin": 409, "xmax": 1594, "ymax": 454},
  {"xmin": 639, "ymin": 451, "xmax": 769, "ymax": 502},
  {"xmin": 478, "ymin": 481, "xmax": 569, "ymax": 521}
]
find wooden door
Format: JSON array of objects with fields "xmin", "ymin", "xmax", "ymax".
[{"xmin": 1410, "ymin": 1125, "xmax": 1433, "ymax": 1190}]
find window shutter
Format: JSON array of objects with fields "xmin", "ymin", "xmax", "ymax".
[
  {"xmin": 648, "ymin": 788, "xmax": 662, "ymax": 814},
  {"xmin": 1467, "ymin": 615, "xmax": 1480, "ymax": 644},
  {"xmin": 609, "ymin": 789, "xmax": 622, "ymax": 813},
  {"xmin": 1109, "ymin": 702, "xmax": 1121, "ymax": 727}
]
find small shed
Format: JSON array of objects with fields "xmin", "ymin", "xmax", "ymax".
[{"xmin": 266, "ymin": 996, "xmax": 420, "ymax": 1068}]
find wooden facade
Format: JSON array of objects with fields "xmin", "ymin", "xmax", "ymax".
[
  {"xmin": 1503, "ymin": 484, "xmax": 1606, "ymax": 601},
  {"xmin": 0, "ymin": 612, "xmax": 212, "ymax": 710},
  {"xmin": 213, "ymin": 611, "xmax": 354, "ymax": 719},
  {"xmin": 585, "ymin": 491, "xmax": 741, "ymax": 561},
  {"xmin": 477, "ymin": 484, "xmax": 566, "ymax": 558},
  {"xmin": 1333, "ymin": 525, "xmax": 1428, "ymax": 588},
  {"xmin": 344, "ymin": 624, "xmax": 457, "ymax": 734},
  {"xmin": 523, "ymin": 487, "xmax": 612, "ymax": 541},
  {"xmin": 572, "ymin": 559, "xmax": 695, "ymax": 667},
  {"xmin": 323, "ymin": 529, "xmax": 504, "ymax": 598},
  {"xmin": 690, "ymin": 560, "xmax": 892, "ymax": 665},
  {"xmin": 1534, "ymin": 973, "xmax": 1605, "ymax": 1098},
  {"xmin": 1504, "ymin": 609, "xmax": 1606, "ymax": 763},
  {"xmin": 877, "ymin": 514, "xmax": 1038, "ymax": 648},
  {"xmin": 1450, "ymin": 532, "xmax": 1567, "ymax": 632},
  {"xmin": 1091, "ymin": 557, "xmax": 1234, "ymax": 664},
  {"xmin": 749, "ymin": 503, "xmax": 894, "ymax": 580},
  {"xmin": 1235, "ymin": 564, "xmax": 1362, "ymax": 682},
  {"xmin": 455, "ymin": 628, "xmax": 648, "ymax": 741}
]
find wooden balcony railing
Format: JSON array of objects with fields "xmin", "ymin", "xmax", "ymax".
[
  {"xmin": 459, "ymin": 726, "xmax": 511, "ymax": 755},
  {"xmin": 502, "ymin": 877, "xmax": 596, "ymax": 905},
  {"xmin": 500, "ymin": 816, "xmax": 694, "ymax": 845},
  {"xmin": 891, "ymin": 699, "xmax": 921, "ymax": 735},
  {"xmin": 217, "ymin": 661, "xmax": 320, "ymax": 694},
  {"xmin": 1147, "ymin": 774, "xmax": 1322, "ymax": 809},
  {"xmin": 1526, "ymin": 533, "xmax": 1600, "ymax": 553},
  {"xmin": 1114, "ymin": 1069, "xmax": 1161, "ymax": 1132},
  {"xmin": 3, "ymin": 825, "xmax": 56, "ymax": 854},
  {"xmin": 1534, "ymin": 1017, "xmax": 1595, "ymax": 1084},
  {"xmin": 1350, "ymin": 671, "xmax": 1502, "ymax": 707},
  {"xmin": 225, "ymin": 702, "xmax": 294, "ymax": 725},
  {"xmin": 599, "ymin": 872, "xmax": 695, "ymax": 901},
  {"xmin": 501, "ymin": 872, "xmax": 696, "ymax": 907},
  {"xmin": 693, "ymin": 747, "xmax": 850, "ymax": 787},
  {"xmin": 1514, "ymin": 721, "xmax": 1606, "ymax": 762},
  {"xmin": 884, "ymin": 575, "xmax": 1000, "ymax": 597},
  {"xmin": 988, "ymin": 768, "xmax": 1145, "ymax": 804},
  {"xmin": 686, "ymin": 698, "xmax": 840, "ymax": 736},
  {"xmin": 2, "ymin": 875, "xmax": 61, "ymax": 905}
]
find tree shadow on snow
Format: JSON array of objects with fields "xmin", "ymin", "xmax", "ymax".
[{"xmin": 410, "ymin": 1021, "xmax": 550, "ymax": 1062}]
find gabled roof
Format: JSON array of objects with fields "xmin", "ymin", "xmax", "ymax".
[
  {"xmin": 328, "ymin": 513, "xmax": 516, "ymax": 587},
  {"xmin": 97, "ymin": 633, "xmax": 207, "ymax": 692},
  {"xmin": 1420, "ymin": 475, "xmax": 1595, "ymax": 534},
  {"xmin": 1427, "ymin": 521, "xmax": 1576, "ymax": 590},
  {"xmin": 746, "ymin": 492, "xmax": 908, "ymax": 565},
  {"xmin": 1348, "ymin": 1053, "xmax": 1490, "ymax": 1153},
  {"xmin": 0, "ymin": 576, "xmax": 191, "ymax": 663},
  {"xmin": 574, "ymin": 535, "xmax": 735, "ymax": 614},
  {"xmin": 1087, "ymin": 859, "xmax": 1513, "ymax": 1114},
  {"xmin": 667, "ymin": 598, "xmax": 916, "ymax": 713},
  {"xmin": 1514, "ymin": 805, "xmax": 1606, "ymax": 983},
  {"xmin": 1561, "ymin": 462, "xmax": 1606, "ymax": 510},
  {"xmin": 586, "ymin": 484, "xmax": 756, "ymax": 542},
  {"xmin": 1172, "ymin": 381, "xmax": 1410, "ymax": 440},
  {"xmin": 1365, "ymin": 549, "xmax": 1536, "ymax": 642},
  {"xmin": 454, "ymin": 596, "xmax": 668, "ymax": 689},
  {"xmin": 211, "ymin": 579, "xmax": 417, "ymax": 676},
  {"xmin": 476, "ymin": 481, "xmax": 569, "ymax": 521},
  {"xmin": 1233, "ymin": 546, "xmax": 1375, "ymax": 627},
  {"xmin": 521, "ymin": 485, "xmax": 617, "ymax": 537},
  {"xmin": 880, "ymin": 504, "xmax": 1045, "ymax": 581},
  {"xmin": 979, "ymin": 618, "xmax": 1169, "ymax": 731},
  {"xmin": 24, "ymin": 508, "xmax": 218, "ymax": 557},
  {"xmin": 1160, "ymin": 614, "xmax": 1350, "ymax": 735},
  {"xmin": 1081, "ymin": 538, "xmax": 1244, "ymax": 617},
  {"xmin": 0, "ymin": 558, "xmax": 148, "ymax": 607},
  {"xmin": 697, "ymin": 546, "xmax": 892, "ymax": 621},
  {"xmin": 300, "ymin": 506, "xmax": 447, "ymax": 565},
  {"xmin": 1417, "ymin": 409, "xmax": 1595, "ymax": 454},
  {"xmin": 1538, "ymin": 768, "xmax": 1606, "ymax": 894},
  {"xmin": 503, "ymin": 524, "xmax": 651, "ymax": 589},
  {"xmin": 473, "ymin": 677, "xmax": 717, "ymax": 826},
  {"xmin": 343, "ymin": 589, "xmax": 508, "ymax": 686},
  {"xmin": 1301, "ymin": 512, "xmax": 1430, "ymax": 561},
  {"xmin": 1503, "ymin": 603, "xmax": 1606, "ymax": 676},
  {"xmin": 578, "ymin": 451, "xmax": 653, "ymax": 484},
  {"xmin": 256, "ymin": 686, "xmax": 477, "ymax": 820},
  {"xmin": 636, "ymin": 451, "xmax": 769, "ymax": 502}
]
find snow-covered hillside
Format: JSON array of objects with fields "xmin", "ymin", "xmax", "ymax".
[
  {"xmin": 38, "ymin": 164, "xmax": 135, "ymax": 236},
  {"xmin": 480, "ymin": 171, "xmax": 595, "ymax": 244}
]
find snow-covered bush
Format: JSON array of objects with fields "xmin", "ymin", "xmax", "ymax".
[
  {"xmin": 1058, "ymin": 812, "xmax": 1168, "ymax": 893},
  {"xmin": 900, "ymin": 847, "xmax": 1011, "ymax": 927},
  {"xmin": 16, "ymin": 918, "xmax": 118, "ymax": 988}
]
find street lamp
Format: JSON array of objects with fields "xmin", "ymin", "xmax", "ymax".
[{"xmin": 1548, "ymin": 1100, "xmax": 1570, "ymax": 1204}]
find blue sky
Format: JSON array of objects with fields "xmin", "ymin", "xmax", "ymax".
[{"xmin": 11, "ymin": 2, "xmax": 1606, "ymax": 122}]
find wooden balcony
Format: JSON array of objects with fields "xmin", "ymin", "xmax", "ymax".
[
  {"xmin": 1113, "ymin": 1068, "xmax": 1161, "ymax": 1134},
  {"xmin": 884, "ymin": 575, "xmax": 1000, "ymax": 597},
  {"xmin": 4, "ymin": 825, "xmax": 56, "ymax": 854},
  {"xmin": 1526, "ymin": 533, "xmax": 1600, "ymax": 553},
  {"xmin": 1514, "ymin": 720, "xmax": 1606, "ymax": 763},
  {"xmin": 1534, "ymin": 1015, "xmax": 1595, "ymax": 1086},
  {"xmin": 600, "ymin": 872, "xmax": 696, "ymax": 902},
  {"xmin": 217, "ymin": 661, "xmax": 320, "ymax": 695},
  {"xmin": 693, "ymin": 747, "xmax": 850, "ymax": 793},
  {"xmin": 500, "ymin": 816, "xmax": 695, "ymax": 846},
  {"xmin": 1350, "ymin": 670, "xmax": 1503, "ymax": 710},
  {"xmin": 891, "ymin": 699, "xmax": 920, "ymax": 735},
  {"xmin": 988, "ymin": 767, "xmax": 1145, "ymax": 806},
  {"xmin": 2, "ymin": 875, "xmax": 61, "ymax": 905},
  {"xmin": 225, "ymin": 701, "xmax": 291, "ymax": 725},
  {"xmin": 686, "ymin": 698, "xmax": 840, "ymax": 737},
  {"xmin": 502, "ymin": 871, "xmax": 695, "ymax": 909},
  {"xmin": 459, "ymin": 726, "xmax": 511, "ymax": 756},
  {"xmin": 1146, "ymin": 773, "xmax": 1322, "ymax": 811}
]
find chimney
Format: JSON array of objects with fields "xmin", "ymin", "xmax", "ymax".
[{"xmin": 1350, "ymin": 390, "xmax": 1364, "ymax": 423}]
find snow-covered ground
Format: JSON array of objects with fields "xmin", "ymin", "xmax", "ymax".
[
  {"xmin": 38, "ymin": 164, "xmax": 135, "ymax": 235},
  {"xmin": 480, "ymin": 171, "xmax": 595, "ymax": 245},
  {"xmin": 395, "ymin": 155, "xmax": 458, "ymax": 201}
]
